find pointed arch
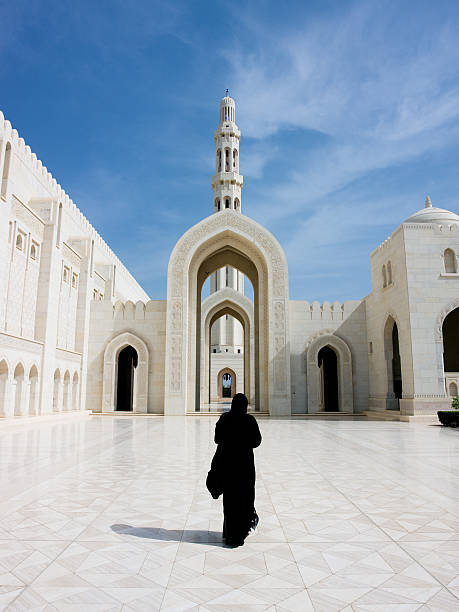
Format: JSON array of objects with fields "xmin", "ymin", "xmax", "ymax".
[
  {"xmin": 165, "ymin": 209, "xmax": 290, "ymax": 414},
  {"xmin": 0, "ymin": 359, "xmax": 10, "ymax": 417},
  {"xmin": 102, "ymin": 331, "xmax": 149, "ymax": 412},
  {"xmin": 305, "ymin": 333, "xmax": 353, "ymax": 413}
]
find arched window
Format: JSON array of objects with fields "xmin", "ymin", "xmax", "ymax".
[
  {"xmin": 225, "ymin": 197, "xmax": 230, "ymax": 209},
  {"xmin": 233, "ymin": 149, "xmax": 238, "ymax": 170},
  {"xmin": 217, "ymin": 149, "xmax": 222, "ymax": 172},
  {"xmin": 215, "ymin": 198, "xmax": 220, "ymax": 211},
  {"xmin": 56, "ymin": 203, "xmax": 63, "ymax": 247},
  {"xmin": 15, "ymin": 233, "xmax": 23, "ymax": 251},
  {"xmin": 234, "ymin": 198, "xmax": 240, "ymax": 210},
  {"xmin": 382, "ymin": 264, "xmax": 387, "ymax": 288},
  {"xmin": 1, "ymin": 142, "xmax": 12, "ymax": 200},
  {"xmin": 30, "ymin": 243, "xmax": 37, "ymax": 260},
  {"xmin": 225, "ymin": 148, "xmax": 230, "ymax": 172},
  {"xmin": 387, "ymin": 261, "xmax": 392, "ymax": 284},
  {"xmin": 442, "ymin": 308, "xmax": 459, "ymax": 372},
  {"xmin": 449, "ymin": 381, "xmax": 458, "ymax": 397},
  {"xmin": 444, "ymin": 249, "xmax": 457, "ymax": 273}
]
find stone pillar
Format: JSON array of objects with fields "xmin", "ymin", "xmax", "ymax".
[
  {"xmin": 21, "ymin": 377, "xmax": 31, "ymax": 416},
  {"xmin": 56, "ymin": 378, "xmax": 64, "ymax": 413}
]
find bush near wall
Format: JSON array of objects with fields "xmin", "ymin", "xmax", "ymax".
[{"xmin": 438, "ymin": 396, "xmax": 459, "ymax": 427}]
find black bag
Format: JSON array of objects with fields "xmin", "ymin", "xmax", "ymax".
[{"xmin": 206, "ymin": 447, "xmax": 224, "ymax": 499}]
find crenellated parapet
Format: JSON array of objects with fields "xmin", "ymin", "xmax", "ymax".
[
  {"xmin": 0, "ymin": 110, "xmax": 147, "ymax": 299},
  {"xmin": 111, "ymin": 300, "xmax": 167, "ymax": 320},
  {"xmin": 295, "ymin": 300, "xmax": 362, "ymax": 321}
]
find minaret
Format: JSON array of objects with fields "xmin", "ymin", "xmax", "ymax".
[{"xmin": 210, "ymin": 91, "xmax": 244, "ymax": 354}]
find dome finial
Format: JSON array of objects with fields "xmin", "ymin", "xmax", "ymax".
[
  {"xmin": 226, "ymin": 88, "xmax": 229, "ymax": 97},
  {"xmin": 425, "ymin": 195, "xmax": 432, "ymax": 208}
]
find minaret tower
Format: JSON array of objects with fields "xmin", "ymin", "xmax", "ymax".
[{"xmin": 210, "ymin": 91, "xmax": 244, "ymax": 354}]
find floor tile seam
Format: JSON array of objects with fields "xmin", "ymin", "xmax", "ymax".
[{"xmin": 316, "ymin": 469, "xmax": 459, "ymax": 598}]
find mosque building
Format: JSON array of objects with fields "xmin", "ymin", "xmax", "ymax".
[{"xmin": 1, "ymin": 93, "xmax": 459, "ymax": 421}]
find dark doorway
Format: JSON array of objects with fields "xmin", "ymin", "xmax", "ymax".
[
  {"xmin": 318, "ymin": 345, "xmax": 338, "ymax": 411},
  {"xmin": 392, "ymin": 323, "xmax": 402, "ymax": 401},
  {"xmin": 116, "ymin": 346, "xmax": 138, "ymax": 411},
  {"xmin": 222, "ymin": 373, "xmax": 232, "ymax": 398},
  {"xmin": 443, "ymin": 308, "xmax": 459, "ymax": 372}
]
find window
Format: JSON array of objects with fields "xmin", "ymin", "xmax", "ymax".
[
  {"xmin": 369, "ymin": 341, "xmax": 373, "ymax": 354},
  {"xmin": 234, "ymin": 198, "xmax": 240, "ymax": 210},
  {"xmin": 217, "ymin": 149, "xmax": 222, "ymax": 171},
  {"xmin": 237, "ymin": 349, "xmax": 241, "ymax": 354},
  {"xmin": 212, "ymin": 349, "xmax": 216, "ymax": 353},
  {"xmin": 382, "ymin": 264, "xmax": 387, "ymax": 288},
  {"xmin": 387, "ymin": 261, "xmax": 392, "ymax": 284},
  {"xmin": 215, "ymin": 198, "xmax": 220, "ymax": 211},
  {"xmin": 225, "ymin": 197, "xmax": 230, "ymax": 209},
  {"xmin": 63, "ymin": 266, "xmax": 70, "ymax": 284},
  {"xmin": 72, "ymin": 272, "xmax": 78, "ymax": 289},
  {"xmin": 30, "ymin": 242, "xmax": 39, "ymax": 261},
  {"xmin": 225, "ymin": 149, "xmax": 230, "ymax": 171},
  {"xmin": 15, "ymin": 232, "xmax": 24, "ymax": 251},
  {"xmin": 56, "ymin": 203, "xmax": 63, "ymax": 247},
  {"xmin": 444, "ymin": 249, "xmax": 457, "ymax": 273},
  {"xmin": 1, "ymin": 142, "xmax": 12, "ymax": 200},
  {"xmin": 449, "ymin": 381, "xmax": 458, "ymax": 397},
  {"xmin": 93, "ymin": 289, "xmax": 98, "ymax": 300}
]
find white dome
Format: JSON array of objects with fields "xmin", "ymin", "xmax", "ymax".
[{"xmin": 404, "ymin": 206, "xmax": 459, "ymax": 225}]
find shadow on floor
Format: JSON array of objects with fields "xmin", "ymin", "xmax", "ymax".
[{"xmin": 111, "ymin": 524, "xmax": 224, "ymax": 546}]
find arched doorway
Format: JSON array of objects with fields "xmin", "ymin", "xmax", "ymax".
[
  {"xmin": 306, "ymin": 333, "xmax": 353, "ymax": 413},
  {"xmin": 217, "ymin": 367, "xmax": 237, "ymax": 400},
  {"xmin": 318, "ymin": 346, "xmax": 338, "ymax": 411},
  {"xmin": 201, "ymin": 288, "xmax": 254, "ymax": 408},
  {"xmin": 63, "ymin": 371, "xmax": 70, "ymax": 411},
  {"xmin": 29, "ymin": 365, "xmax": 39, "ymax": 415},
  {"xmin": 53, "ymin": 369, "xmax": 61, "ymax": 412},
  {"xmin": 384, "ymin": 316, "xmax": 403, "ymax": 410},
  {"xmin": 72, "ymin": 372, "xmax": 79, "ymax": 410},
  {"xmin": 102, "ymin": 332, "xmax": 149, "ymax": 413},
  {"xmin": 442, "ymin": 307, "xmax": 459, "ymax": 397},
  {"xmin": 165, "ymin": 210, "xmax": 290, "ymax": 415},
  {"xmin": 116, "ymin": 346, "xmax": 138, "ymax": 411},
  {"xmin": 13, "ymin": 363, "xmax": 25, "ymax": 416}
]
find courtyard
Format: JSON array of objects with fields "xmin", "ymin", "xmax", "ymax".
[{"xmin": 0, "ymin": 415, "xmax": 458, "ymax": 611}]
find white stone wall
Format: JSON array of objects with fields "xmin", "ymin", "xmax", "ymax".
[
  {"xmin": 86, "ymin": 300, "xmax": 166, "ymax": 413},
  {"xmin": 289, "ymin": 300, "xmax": 368, "ymax": 414},
  {"xmin": 0, "ymin": 110, "xmax": 149, "ymax": 419}
]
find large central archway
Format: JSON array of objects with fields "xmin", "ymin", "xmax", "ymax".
[{"xmin": 165, "ymin": 210, "xmax": 290, "ymax": 415}]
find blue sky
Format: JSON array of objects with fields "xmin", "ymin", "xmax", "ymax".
[{"xmin": 1, "ymin": 0, "xmax": 459, "ymax": 301}]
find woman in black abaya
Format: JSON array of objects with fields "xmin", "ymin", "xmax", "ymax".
[{"xmin": 214, "ymin": 393, "xmax": 262, "ymax": 547}]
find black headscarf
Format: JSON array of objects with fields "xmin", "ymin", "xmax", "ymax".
[{"xmin": 230, "ymin": 393, "xmax": 248, "ymax": 415}]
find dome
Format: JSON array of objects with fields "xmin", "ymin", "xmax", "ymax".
[{"xmin": 404, "ymin": 197, "xmax": 459, "ymax": 225}]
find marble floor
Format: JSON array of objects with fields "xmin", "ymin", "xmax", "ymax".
[{"xmin": 0, "ymin": 415, "xmax": 458, "ymax": 611}]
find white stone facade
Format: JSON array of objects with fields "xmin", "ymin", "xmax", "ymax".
[{"xmin": 1, "ymin": 98, "xmax": 458, "ymax": 420}]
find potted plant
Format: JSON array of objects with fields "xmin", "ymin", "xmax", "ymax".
[{"xmin": 438, "ymin": 396, "xmax": 459, "ymax": 427}]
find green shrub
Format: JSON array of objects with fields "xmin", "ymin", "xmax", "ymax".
[
  {"xmin": 452, "ymin": 396, "xmax": 459, "ymax": 410},
  {"xmin": 437, "ymin": 411, "xmax": 459, "ymax": 427}
]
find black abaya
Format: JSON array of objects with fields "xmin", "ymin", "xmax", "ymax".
[{"xmin": 214, "ymin": 404, "xmax": 262, "ymax": 546}]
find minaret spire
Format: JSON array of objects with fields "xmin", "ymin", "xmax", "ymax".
[
  {"xmin": 209, "ymin": 93, "xmax": 245, "ymax": 356},
  {"xmin": 211, "ymin": 92, "xmax": 243, "ymax": 214}
]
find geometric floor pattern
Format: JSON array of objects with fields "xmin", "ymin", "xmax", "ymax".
[{"xmin": 0, "ymin": 414, "xmax": 458, "ymax": 610}]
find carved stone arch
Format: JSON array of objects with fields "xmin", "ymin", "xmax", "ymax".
[
  {"xmin": 165, "ymin": 210, "xmax": 290, "ymax": 415},
  {"xmin": 435, "ymin": 299, "xmax": 459, "ymax": 342},
  {"xmin": 305, "ymin": 333, "xmax": 353, "ymax": 413},
  {"xmin": 102, "ymin": 331, "xmax": 149, "ymax": 412},
  {"xmin": 201, "ymin": 287, "xmax": 254, "ymax": 404},
  {"xmin": 217, "ymin": 367, "xmax": 237, "ymax": 399}
]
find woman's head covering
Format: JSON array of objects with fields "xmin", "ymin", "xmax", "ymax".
[{"xmin": 230, "ymin": 393, "xmax": 248, "ymax": 415}]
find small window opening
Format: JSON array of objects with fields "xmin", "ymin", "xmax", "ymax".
[
  {"xmin": 15, "ymin": 233, "xmax": 24, "ymax": 251},
  {"xmin": 30, "ymin": 243, "xmax": 37, "ymax": 261},
  {"xmin": 444, "ymin": 249, "xmax": 457, "ymax": 273}
]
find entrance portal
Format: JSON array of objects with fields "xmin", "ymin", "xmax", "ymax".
[
  {"xmin": 116, "ymin": 345, "xmax": 138, "ymax": 411},
  {"xmin": 318, "ymin": 345, "xmax": 338, "ymax": 411}
]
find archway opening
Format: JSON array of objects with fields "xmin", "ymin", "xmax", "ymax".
[
  {"xmin": 116, "ymin": 345, "xmax": 138, "ymax": 411},
  {"xmin": 384, "ymin": 317, "xmax": 402, "ymax": 409},
  {"xmin": 222, "ymin": 373, "xmax": 232, "ymax": 397},
  {"xmin": 14, "ymin": 363, "xmax": 25, "ymax": 416},
  {"xmin": 318, "ymin": 346, "xmax": 338, "ymax": 411},
  {"xmin": 442, "ymin": 308, "xmax": 459, "ymax": 396},
  {"xmin": 53, "ymin": 369, "xmax": 61, "ymax": 412},
  {"xmin": 29, "ymin": 365, "xmax": 38, "ymax": 416},
  {"xmin": 0, "ymin": 360, "xmax": 9, "ymax": 416},
  {"xmin": 63, "ymin": 371, "xmax": 70, "ymax": 411},
  {"xmin": 72, "ymin": 372, "xmax": 79, "ymax": 410},
  {"xmin": 195, "ymin": 246, "xmax": 262, "ymax": 411}
]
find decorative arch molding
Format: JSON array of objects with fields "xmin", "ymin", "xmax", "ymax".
[
  {"xmin": 217, "ymin": 367, "xmax": 237, "ymax": 399},
  {"xmin": 201, "ymin": 288, "xmax": 254, "ymax": 404},
  {"xmin": 435, "ymin": 299, "xmax": 459, "ymax": 341},
  {"xmin": 165, "ymin": 210, "xmax": 290, "ymax": 415},
  {"xmin": 305, "ymin": 332, "xmax": 353, "ymax": 413},
  {"xmin": 102, "ymin": 331, "xmax": 149, "ymax": 412}
]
